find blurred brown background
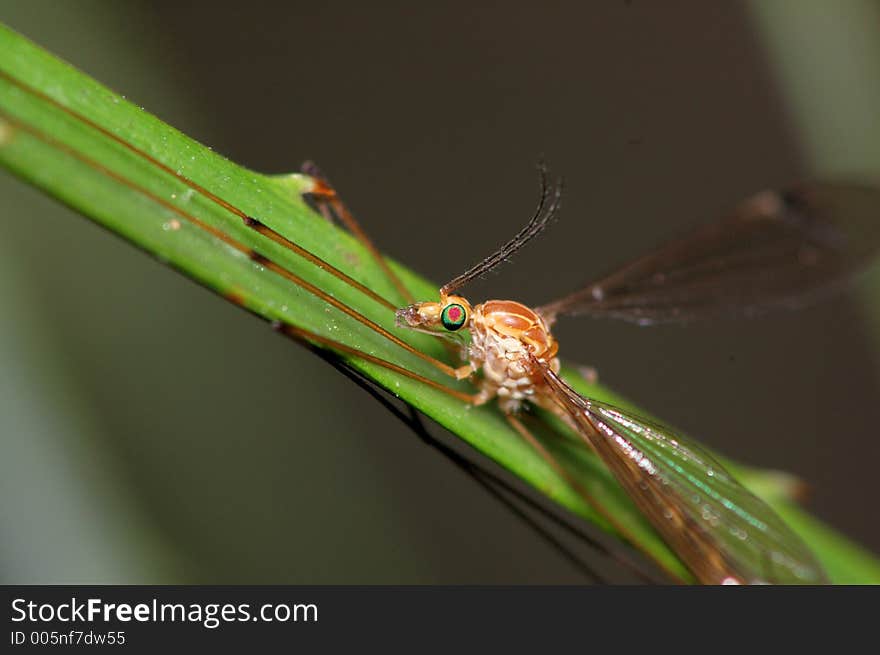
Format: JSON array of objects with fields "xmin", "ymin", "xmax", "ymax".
[{"xmin": 2, "ymin": 1, "xmax": 879, "ymax": 583}]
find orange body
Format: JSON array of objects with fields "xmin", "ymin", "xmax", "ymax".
[
  {"xmin": 395, "ymin": 295, "xmax": 561, "ymax": 411},
  {"xmin": 468, "ymin": 300, "xmax": 560, "ymax": 412}
]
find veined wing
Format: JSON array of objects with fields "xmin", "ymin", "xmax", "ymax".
[
  {"xmin": 538, "ymin": 364, "xmax": 828, "ymax": 584},
  {"xmin": 537, "ymin": 183, "xmax": 880, "ymax": 325}
]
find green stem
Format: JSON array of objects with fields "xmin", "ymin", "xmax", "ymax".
[{"xmin": 1, "ymin": 22, "xmax": 878, "ymax": 583}]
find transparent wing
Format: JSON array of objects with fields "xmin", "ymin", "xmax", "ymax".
[
  {"xmin": 538, "ymin": 364, "xmax": 828, "ymax": 584},
  {"xmin": 537, "ymin": 183, "xmax": 880, "ymax": 325}
]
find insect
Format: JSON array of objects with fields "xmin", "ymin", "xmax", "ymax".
[
  {"xmin": 3, "ymin": 63, "xmax": 880, "ymax": 584},
  {"xmin": 309, "ymin": 164, "xmax": 880, "ymax": 585}
]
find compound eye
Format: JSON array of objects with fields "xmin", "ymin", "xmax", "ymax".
[{"xmin": 440, "ymin": 303, "xmax": 467, "ymax": 331}]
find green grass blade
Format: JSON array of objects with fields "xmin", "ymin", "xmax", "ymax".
[{"xmin": 1, "ymin": 23, "xmax": 878, "ymax": 583}]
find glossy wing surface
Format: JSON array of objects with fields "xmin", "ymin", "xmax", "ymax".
[
  {"xmin": 537, "ymin": 184, "xmax": 880, "ymax": 324},
  {"xmin": 539, "ymin": 365, "xmax": 828, "ymax": 584}
]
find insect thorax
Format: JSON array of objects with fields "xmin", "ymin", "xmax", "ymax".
[{"xmin": 468, "ymin": 300, "xmax": 560, "ymax": 412}]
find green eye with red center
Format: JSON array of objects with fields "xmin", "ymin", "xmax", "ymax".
[{"xmin": 441, "ymin": 303, "xmax": 467, "ymax": 331}]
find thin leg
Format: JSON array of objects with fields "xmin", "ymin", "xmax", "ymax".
[
  {"xmin": 506, "ymin": 414, "xmax": 605, "ymax": 512},
  {"xmin": 6, "ymin": 71, "xmax": 666, "ymax": 581},
  {"xmin": 0, "ymin": 71, "xmax": 401, "ymax": 313},
  {"xmin": 505, "ymin": 413, "xmax": 684, "ymax": 584},
  {"xmin": 301, "ymin": 161, "xmax": 415, "ymax": 305},
  {"xmin": 297, "ymin": 163, "xmax": 479, "ymax": 377},
  {"xmin": 283, "ymin": 321, "xmax": 664, "ymax": 582},
  {"xmin": 266, "ymin": 307, "xmax": 664, "ymax": 583},
  {"xmin": 0, "ymin": 104, "xmax": 466, "ymax": 380},
  {"xmin": 2, "ymin": 73, "xmax": 471, "ymax": 379},
  {"xmin": 311, "ymin": 350, "xmax": 621, "ymax": 582},
  {"xmin": 300, "ymin": 161, "xmax": 470, "ymax": 361},
  {"xmin": 4, "ymin": 70, "xmax": 663, "ymax": 581},
  {"xmin": 272, "ymin": 319, "xmax": 484, "ymax": 405}
]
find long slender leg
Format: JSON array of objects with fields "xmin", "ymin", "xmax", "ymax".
[
  {"xmin": 506, "ymin": 414, "xmax": 616, "ymax": 520},
  {"xmin": 404, "ymin": 410, "xmax": 608, "ymax": 583},
  {"xmin": 301, "ymin": 161, "xmax": 415, "ymax": 305},
  {"xmin": 505, "ymin": 413, "xmax": 684, "ymax": 584},
  {"xmin": 295, "ymin": 163, "xmax": 469, "ymax": 365},
  {"xmin": 278, "ymin": 321, "xmax": 665, "ymax": 583},
  {"xmin": 311, "ymin": 348, "xmax": 622, "ymax": 582},
  {"xmin": 1, "ymin": 71, "xmax": 476, "ymax": 379},
  {"xmin": 270, "ymin": 319, "xmax": 483, "ymax": 405},
  {"xmin": 3, "ymin": 70, "xmax": 668, "ymax": 582},
  {"xmin": 299, "ymin": 162, "xmax": 469, "ymax": 361},
  {"xmin": 0, "ymin": 104, "xmax": 466, "ymax": 379},
  {"xmin": 0, "ymin": 70, "xmax": 397, "ymax": 313}
]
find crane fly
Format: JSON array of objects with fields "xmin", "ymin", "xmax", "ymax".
[
  {"xmin": 391, "ymin": 170, "xmax": 880, "ymax": 584},
  {"xmin": 3, "ymin": 65, "xmax": 880, "ymax": 585}
]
